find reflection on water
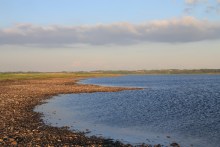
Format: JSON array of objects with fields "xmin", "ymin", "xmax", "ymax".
[{"xmin": 35, "ymin": 75, "xmax": 220, "ymax": 147}]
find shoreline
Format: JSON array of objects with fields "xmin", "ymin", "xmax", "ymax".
[{"xmin": 0, "ymin": 77, "xmax": 153, "ymax": 146}]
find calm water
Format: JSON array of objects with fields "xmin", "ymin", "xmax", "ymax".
[{"xmin": 35, "ymin": 75, "xmax": 220, "ymax": 147}]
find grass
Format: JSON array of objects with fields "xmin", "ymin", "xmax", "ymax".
[
  {"xmin": 0, "ymin": 72, "xmax": 121, "ymax": 81},
  {"xmin": 1, "ymin": 69, "xmax": 220, "ymax": 81}
]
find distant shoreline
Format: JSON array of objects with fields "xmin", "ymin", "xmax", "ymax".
[{"xmin": 1, "ymin": 69, "xmax": 220, "ymax": 76}]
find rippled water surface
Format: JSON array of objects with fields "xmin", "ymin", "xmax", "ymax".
[{"xmin": 35, "ymin": 75, "xmax": 220, "ymax": 147}]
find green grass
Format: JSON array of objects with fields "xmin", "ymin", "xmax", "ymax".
[
  {"xmin": 0, "ymin": 72, "xmax": 120, "ymax": 81},
  {"xmin": 1, "ymin": 69, "xmax": 220, "ymax": 81}
]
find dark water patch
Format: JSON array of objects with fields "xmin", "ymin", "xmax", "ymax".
[{"xmin": 35, "ymin": 75, "xmax": 220, "ymax": 147}]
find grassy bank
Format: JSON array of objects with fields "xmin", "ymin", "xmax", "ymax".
[
  {"xmin": 0, "ymin": 72, "xmax": 121, "ymax": 81},
  {"xmin": 1, "ymin": 69, "xmax": 219, "ymax": 81}
]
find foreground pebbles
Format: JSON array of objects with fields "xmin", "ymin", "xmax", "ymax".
[{"xmin": 0, "ymin": 77, "xmax": 171, "ymax": 146}]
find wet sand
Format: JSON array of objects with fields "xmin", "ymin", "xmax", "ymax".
[{"xmin": 0, "ymin": 77, "xmax": 147, "ymax": 146}]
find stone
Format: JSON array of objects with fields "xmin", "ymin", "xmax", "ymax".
[
  {"xmin": 11, "ymin": 141, "xmax": 17, "ymax": 146},
  {"xmin": 170, "ymin": 142, "xmax": 180, "ymax": 147},
  {"xmin": 9, "ymin": 138, "xmax": 15, "ymax": 142}
]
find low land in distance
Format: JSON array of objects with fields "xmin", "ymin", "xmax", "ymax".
[{"xmin": 1, "ymin": 69, "xmax": 220, "ymax": 81}]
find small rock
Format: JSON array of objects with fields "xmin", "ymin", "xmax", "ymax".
[
  {"xmin": 3, "ymin": 136, "xmax": 8, "ymax": 141},
  {"xmin": 11, "ymin": 141, "xmax": 17, "ymax": 146},
  {"xmin": 170, "ymin": 142, "xmax": 180, "ymax": 147},
  {"xmin": 9, "ymin": 138, "xmax": 15, "ymax": 142}
]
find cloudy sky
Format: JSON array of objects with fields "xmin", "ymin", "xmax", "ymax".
[{"xmin": 0, "ymin": 0, "xmax": 220, "ymax": 72}]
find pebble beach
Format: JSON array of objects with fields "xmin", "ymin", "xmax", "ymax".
[{"xmin": 0, "ymin": 77, "xmax": 137, "ymax": 146}]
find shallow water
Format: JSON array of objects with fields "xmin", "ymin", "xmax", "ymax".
[{"xmin": 35, "ymin": 75, "xmax": 220, "ymax": 147}]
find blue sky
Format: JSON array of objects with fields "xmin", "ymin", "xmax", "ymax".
[
  {"xmin": 1, "ymin": 1, "xmax": 180, "ymax": 26},
  {"xmin": 1, "ymin": 0, "xmax": 219, "ymax": 26},
  {"xmin": 0, "ymin": 0, "xmax": 220, "ymax": 71}
]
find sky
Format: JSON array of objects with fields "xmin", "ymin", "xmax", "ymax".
[{"xmin": 0, "ymin": 0, "xmax": 220, "ymax": 72}]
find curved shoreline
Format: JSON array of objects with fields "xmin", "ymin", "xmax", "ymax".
[{"xmin": 0, "ymin": 77, "xmax": 153, "ymax": 146}]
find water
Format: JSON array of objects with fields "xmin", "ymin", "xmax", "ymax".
[{"xmin": 35, "ymin": 75, "xmax": 220, "ymax": 147}]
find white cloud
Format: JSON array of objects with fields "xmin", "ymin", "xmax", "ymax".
[
  {"xmin": 1, "ymin": 16, "xmax": 220, "ymax": 46},
  {"xmin": 184, "ymin": 0, "xmax": 220, "ymax": 14},
  {"xmin": 185, "ymin": 0, "xmax": 207, "ymax": 5}
]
